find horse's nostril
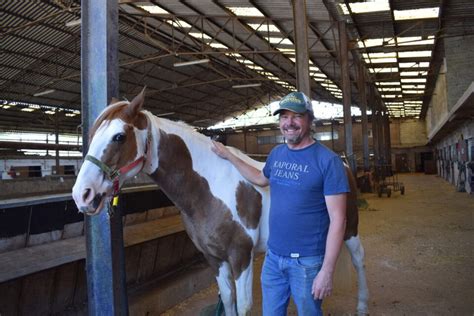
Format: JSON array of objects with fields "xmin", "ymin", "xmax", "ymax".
[{"xmin": 83, "ymin": 188, "xmax": 91, "ymax": 202}]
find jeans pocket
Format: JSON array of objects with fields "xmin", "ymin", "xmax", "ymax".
[{"xmin": 295, "ymin": 255, "xmax": 323, "ymax": 270}]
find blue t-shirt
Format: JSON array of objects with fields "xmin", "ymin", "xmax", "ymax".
[{"xmin": 262, "ymin": 142, "xmax": 349, "ymax": 257}]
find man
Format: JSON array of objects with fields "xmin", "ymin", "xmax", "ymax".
[{"xmin": 212, "ymin": 91, "xmax": 348, "ymax": 315}]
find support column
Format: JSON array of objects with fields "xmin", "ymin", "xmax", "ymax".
[
  {"xmin": 55, "ymin": 115, "xmax": 60, "ymax": 175},
  {"xmin": 292, "ymin": 0, "xmax": 311, "ymax": 96},
  {"xmin": 81, "ymin": 0, "xmax": 128, "ymax": 315},
  {"xmin": 383, "ymin": 108, "xmax": 392, "ymax": 167},
  {"xmin": 357, "ymin": 64, "xmax": 370, "ymax": 171},
  {"xmin": 338, "ymin": 21, "xmax": 355, "ymax": 173},
  {"xmin": 369, "ymin": 86, "xmax": 379, "ymax": 166},
  {"xmin": 377, "ymin": 102, "xmax": 385, "ymax": 165}
]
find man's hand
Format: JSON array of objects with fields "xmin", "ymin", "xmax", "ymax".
[
  {"xmin": 311, "ymin": 269, "xmax": 333, "ymax": 300},
  {"xmin": 211, "ymin": 140, "xmax": 232, "ymax": 160}
]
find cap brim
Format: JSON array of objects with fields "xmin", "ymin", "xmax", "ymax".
[{"xmin": 272, "ymin": 107, "xmax": 307, "ymax": 116}]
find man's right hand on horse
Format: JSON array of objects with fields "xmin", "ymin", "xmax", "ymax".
[{"xmin": 211, "ymin": 140, "xmax": 232, "ymax": 160}]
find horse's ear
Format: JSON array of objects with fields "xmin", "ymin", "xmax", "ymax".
[{"xmin": 128, "ymin": 87, "xmax": 146, "ymax": 117}]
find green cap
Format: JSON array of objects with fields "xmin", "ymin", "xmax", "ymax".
[{"xmin": 273, "ymin": 91, "xmax": 313, "ymax": 116}]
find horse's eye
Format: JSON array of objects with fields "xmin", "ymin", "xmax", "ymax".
[{"xmin": 112, "ymin": 133, "xmax": 126, "ymax": 143}]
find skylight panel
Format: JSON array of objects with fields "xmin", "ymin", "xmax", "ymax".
[
  {"xmin": 403, "ymin": 90, "xmax": 424, "ymax": 94},
  {"xmin": 277, "ymin": 47, "xmax": 295, "ymax": 54},
  {"xmin": 312, "ymin": 73, "xmax": 327, "ymax": 78},
  {"xmin": 402, "ymin": 84, "xmax": 425, "ymax": 89},
  {"xmin": 267, "ymin": 37, "xmax": 293, "ymax": 46},
  {"xmin": 394, "ymin": 7, "xmax": 439, "ymax": 21},
  {"xmin": 380, "ymin": 87, "xmax": 401, "ymax": 92},
  {"xmin": 338, "ymin": 3, "xmax": 350, "ymax": 15},
  {"xmin": 209, "ymin": 42, "xmax": 229, "ymax": 49},
  {"xmin": 247, "ymin": 23, "xmax": 280, "ymax": 33},
  {"xmin": 227, "ymin": 7, "xmax": 264, "ymax": 17},
  {"xmin": 357, "ymin": 38, "xmax": 384, "ymax": 48},
  {"xmin": 138, "ymin": 4, "xmax": 169, "ymax": 14},
  {"xmin": 349, "ymin": 0, "xmax": 390, "ymax": 13},
  {"xmin": 394, "ymin": 37, "xmax": 435, "ymax": 46},
  {"xmin": 167, "ymin": 19, "xmax": 192, "ymax": 29},
  {"xmin": 369, "ymin": 67, "xmax": 399, "ymax": 73},
  {"xmin": 398, "ymin": 51, "xmax": 432, "ymax": 58},
  {"xmin": 401, "ymin": 78, "xmax": 427, "ymax": 83},
  {"xmin": 376, "ymin": 81, "xmax": 401, "ymax": 86},
  {"xmin": 363, "ymin": 52, "xmax": 397, "ymax": 59},
  {"xmin": 400, "ymin": 71, "xmax": 427, "ymax": 76},
  {"xmin": 399, "ymin": 62, "xmax": 430, "ymax": 68},
  {"xmin": 189, "ymin": 32, "xmax": 212, "ymax": 40},
  {"xmin": 365, "ymin": 58, "xmax": 397, "ymax": 64}
]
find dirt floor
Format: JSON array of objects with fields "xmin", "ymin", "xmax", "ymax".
[{"xmin": 160, "ymin": 173, "xmax": 473, "ymax": 315}]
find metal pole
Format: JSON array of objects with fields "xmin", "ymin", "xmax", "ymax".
[
  {"xmin": 369, "ymin": 86, "xmax": 379, "ymax": 166},
  {"xmin": 383, "ymin": 109, "xmax": 392, "ymax": 167},
  {"xmin": 357, "ymin": 63, "xmax": 369, "ymax": 171},
  {"xmin": 81, "ymin": 0, "xmax": 128, "ymax": 315},
  {"xmin": 292, "ymin": 0, "xmax": 311, "ymax": 96},
  {"xmin": 338, "ymin": 21, "xmax": 355, "ymax": 173},
  {"xmin": 55, "ymin": 115, "xmax": 60, "ymax": 175}
]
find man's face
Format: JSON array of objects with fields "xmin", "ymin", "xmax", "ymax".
[{"xmin": 278, "ymin": 110, "xmax": 312, "ymax": 145}]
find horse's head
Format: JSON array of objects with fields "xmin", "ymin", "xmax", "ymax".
[{"xmin": 72, "ymin": 90, "xmax": 150, "ymax": 215}]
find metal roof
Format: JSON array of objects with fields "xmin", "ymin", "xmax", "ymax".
[{"xmin": 1, "ymin": 0, "xmax": 473, "ymax": 134}]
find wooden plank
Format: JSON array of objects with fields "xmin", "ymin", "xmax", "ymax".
[
  {"xmin": 137, "ymin": 240, "xmax": 159, "ymax": 282},
  {"xmin": 19, "ymin": 269, "xmax": 55, "ymax": 315},
  {"xmin": 0, "ymin": 278, "xmax": 21, "ymax": 315},
  {"xmin": 0, "ymin": 215, "xmax": 184, "ymax": 283},
  {"xmin": 125, "ymin": 245, "xmax": 141, "ymax": 285},
  {"xmin": 51, "ymin": 262, "xmax": 79, "ymax": 314}
]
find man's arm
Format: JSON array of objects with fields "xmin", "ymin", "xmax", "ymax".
[
  {"xmin": 311, "ymin": 193, "xmax": 347, "ymax": 300},
  {"xmin": 211, "ymin": 141, "xmax": 269, "ymax": 187}
]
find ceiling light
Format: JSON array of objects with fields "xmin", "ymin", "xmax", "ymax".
[
  {"xmin": 173, "ymin": 59, "xmax": 210, "ymax": 67},
  {"xmin": 21, "ymin": 108, "xmax": 35, "ymax": 112},
  {"xmin": 232, "ymin": 83, "xmax": 262, "ymax": 89},
  {"xmin": 33, "ymin": 89, "xmax": 56, "ymax": 97}
]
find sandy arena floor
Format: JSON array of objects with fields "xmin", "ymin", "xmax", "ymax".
[{"xmin": 161, "ymin": 173, "xmax": 473, "ymax": 315}]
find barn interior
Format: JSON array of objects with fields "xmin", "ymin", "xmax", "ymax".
[{"xmin": 1, "ymin": 0, "xmax": 473, "ymax": 315}]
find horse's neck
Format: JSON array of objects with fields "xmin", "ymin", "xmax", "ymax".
[{"xmin": 145, "ymin": 114, "xmax": 218, "ymax": 185}]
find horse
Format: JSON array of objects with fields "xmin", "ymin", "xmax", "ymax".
[{"xmin": 72, "ymin": 90, "xmax": 369, "ymax": 315}]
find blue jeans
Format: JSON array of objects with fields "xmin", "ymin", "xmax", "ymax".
[{"xmin": 261, "ymin": 249, "xmax": 324, "ymax": 316}]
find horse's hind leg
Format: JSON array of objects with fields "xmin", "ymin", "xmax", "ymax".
[
  {"xmin": 216, "ymin": 262, "xmax": 237, "ymax": 316},
  {"xmin": 345, "ymin": 235, "xmax": 369, "ymax": 315},
  {"xmin": 234, "ymin": 258, "xmax": 253, "ymax": 315}
]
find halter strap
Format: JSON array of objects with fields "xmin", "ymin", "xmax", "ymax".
[{"xmin": 84, "ymin": 123, "xmax": 152, "ymax": 196}]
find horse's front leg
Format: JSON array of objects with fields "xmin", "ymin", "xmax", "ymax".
[
  {"xmin": 234, "ymin": 254, "xmax": 254, "ymax": 316},
  {"xmin": 216, "ymin": 262, "xmax": 237, "ymax": 316},
  {"xmin": 345, "ymin": 235, "xmax": 369, "ymax": 315}
]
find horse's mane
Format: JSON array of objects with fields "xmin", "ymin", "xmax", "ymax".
[
  {"xmin": 142, "ymin": 110, "xmax": 264, "ymax": 169},
  {"xmin": 143, "ymin": 110, "xmax": 213, "ymax": 145}
]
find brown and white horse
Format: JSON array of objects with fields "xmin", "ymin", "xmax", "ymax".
[{"xmin": 72, "ymin": 91, "xmax": 368, "ymax": 315}]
